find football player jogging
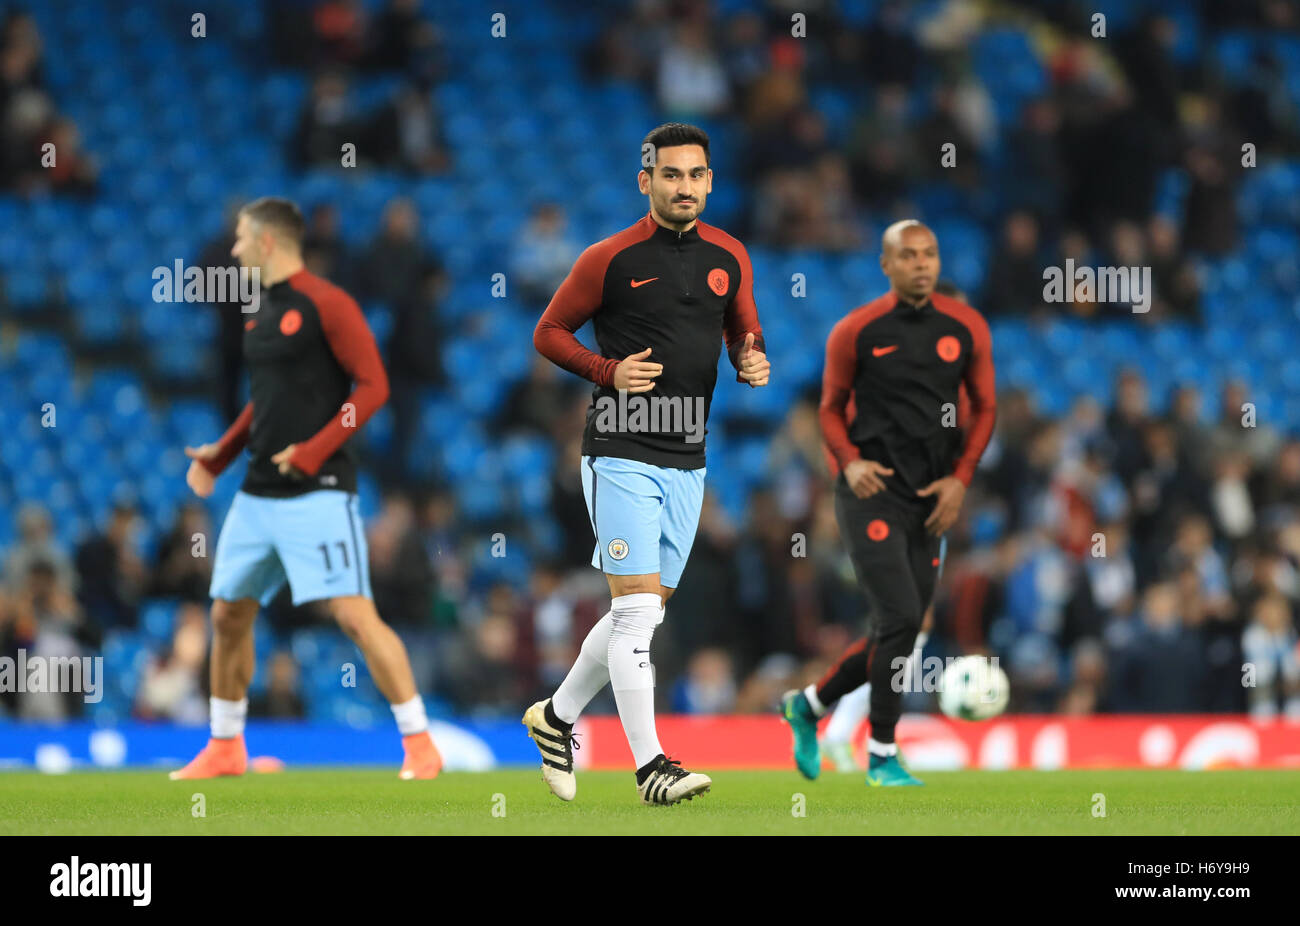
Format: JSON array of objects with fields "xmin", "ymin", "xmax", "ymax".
[
  {"xmin": 781, "ymin": 223, "xmax": 995, "ymax": 786},
  {"xmin": 819, "ymin": 281, "xmax": 965, "ymax": 771},
  {"xmin": 171, "ymin": 197, "xmax": 443, "ymax": 781},
  {"xmin": 523, "ymin": 123, "xmax": 769, "ymax": 805}
]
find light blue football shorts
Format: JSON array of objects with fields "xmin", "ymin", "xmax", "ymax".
[
  {"xmin": 209, "ymin": 490, "xmax": 372, "ymax": 606},
  {"xmin": 581, "ymin": 455, "xmax": 706, "ymax": 589}
]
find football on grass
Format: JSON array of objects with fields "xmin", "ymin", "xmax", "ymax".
[{"xmin": 939, "ymin": 655, "xmax": 1011, "ymax": 721}]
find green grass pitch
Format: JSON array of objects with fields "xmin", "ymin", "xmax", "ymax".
[{"xmin": 3, "ymin": 768, "xmax": 1298, "ymax": 835}]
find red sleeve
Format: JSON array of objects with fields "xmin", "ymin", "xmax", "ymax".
[
  {"xmin": 819, "ymin": 313, "xmax": 862, "ymax": 474},
  {"xmin": 952, "ymin": 311, "xmax": 996, "ymax": 486},
  {"xmin": 533, "ymin": 244, "xmax": 619, "ymax": 387},
  {"xmin": 199, "ymin": 401, "xmax": 253, "ymax": 476},
  {"xmin": 721, "ymin": 240, "xmax": 765, "ymax": 381},
  {"xmin": 288, "ymin": 288, "xmax": 390, "ymax": 477}
]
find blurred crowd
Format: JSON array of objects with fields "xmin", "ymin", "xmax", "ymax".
[
  {"xmin": 591, "ymin": 0, "xmax": 1300, "ymax": 319},
  {"xmin": 5, "ymin": 365, "xmax": 1300, "ymax": 722},
  {"xmin": 0, "ymin": 9, "xmax": 97, "ymax": 195}
]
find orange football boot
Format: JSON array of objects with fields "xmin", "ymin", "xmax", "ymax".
[
  {"xmin": 399, "ymin": 731, "xmax": 443, "ymax": 780},
  {"xmin": 168, "ymin": 735, "xmax": 248, "ymax": 780}
]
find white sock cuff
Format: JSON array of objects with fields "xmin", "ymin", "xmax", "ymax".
[
  {"xmin": 390, "ymin": 694, "xmax": 429, "ymax": 736},
  {"xmin": 803, "ymin": 684, "xmax": 826, "ymax": 716},
  {"xmin": 610, "ymin": 593, "xmax": 664, "ymax": 631},
  {"xmin": 210, "ymin": 696, "xmax": 248, "ymax": 739},
  {"xmin": 868, "ymin": 738, "xmax": 898, "ymax": 757}
]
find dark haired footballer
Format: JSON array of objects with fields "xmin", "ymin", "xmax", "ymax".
[
  {"xmin": 522, "ymin": 123, "xmax": 770, "ymax": 805},
  {"xmin": 783, "ymin": 222, "xmax": 996, "ymax": 786}
]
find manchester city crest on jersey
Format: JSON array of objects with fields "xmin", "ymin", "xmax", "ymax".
[{"xmin": 607, "ymin": 538, "xmax": 629, "ymax": 560}]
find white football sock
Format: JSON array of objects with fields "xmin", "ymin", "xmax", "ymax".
[
  {"xmin": 210, "ymin": 696, "xmax": 248, "ymax": 739},
  {"xmin": 390, "ymin": 694, "xmax": 429, "ymax": 736},
  {"xmin": 607, "ymin": 593, "xmax": 664, "ymax": 769},
  {"xmin": 868, "ymin": 737, "xmax": 897, "ymax": 757},
  {"xmin": 823, "ymin": 682, "xmax": 871, "ymax": 745},
  {"xmin": 802, "ymin": 683, "xmax": 827, "ymax": 717},
  {"xmin": 551, "ymin": 611, "xmax": 613, "ymax": 724}
]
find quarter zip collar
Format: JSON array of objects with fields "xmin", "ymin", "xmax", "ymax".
[
  {"xmin": 890, "ymin": 290, "xmax": 933, "ymax": 314},
  {"xmin": 645, "ymin": 211, "xmax": 700, "ymax": 243}
]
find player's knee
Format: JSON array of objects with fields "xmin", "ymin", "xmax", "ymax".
[
  {"xmin": 211, "ymin": 599, "xmax": 256, "ymax": 637},
  {"xmin": 606, "ymin": 573, "xmax": 662, "ymax": 600},
  {"xmin": 609, "ymin": 592, "xmax": 664, "ymax": 638},
  {"xmin": 328, "ymin": 597, "xmax": 380, "ymax": 641}
]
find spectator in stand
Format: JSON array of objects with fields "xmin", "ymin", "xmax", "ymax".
[
  {"xmin": 149, "ymin": 502, "xmax": 214, "ymax": 604},
  {"xmin": 387, "ymin": 262, "xmax": 447, "ymax": 477},
  {"xmin": 366, "ymin": 0, "xmax": 443, "ymax": 82},
  {"xmin": 657, "ymin": 20, "xmax": 730, "ymax": 119},
  {"xmin": 250, "ymin": 651, "xmax": 307, "ymax": 719},
  {"xmin": 1147, "ymin": 216, "xmax": 1201, "ymax": 322},
  {"xmin": 983, "ymin": 211, "xmax": 1045, "ymax": 316},
  {"xmin": 367, "ymin": 493, "xmax": 434, "ymax": 626},
  {"xmin": 1242, "ymin": 593, "xmax": 1300, "ymax": 719},
  {"xmin": 292, "ymin": 71, "xmax": 358, "ymax": 168},
  {"xmin": 4, "ymin": 503, "xmax": 75, "ymax": 594},
  {"xmin": 367, "ymin": 81, "xmax": 450, "ymax": 175},
  {"xmin": 358, "ymin": 197, "xmax": 433, "ymax": 308},
  {"xmin": 510, "ymin": 203, "xmax": 580, "ymax": 308},
  {"xmin": 441, "ymin": 585, "xmax": 532, "ymax": 716},
  {"xmin": 75, "ymin": 502, "xmax": 146, "ymax": 631},
  {"xmin": 1108, "ymin": 582, "xmax": 1206, "ymax": 712},
  {"xmin": 496, "ymin": 353, "xmax": 580, "ymax": 440},
  {"xmin": 310, "ymin": 0, "xmax": 368, "ymax": 68},
  {"xmin": 11, "ymin": 560, "xmax": 93, "ymax": 718},
  {"xmin": 135, "ymin": 602, "xmax": 208, "ymax": 724},
  {"xmin": 301, "ymin": 201, "xmax": 354, "ymax": 291},
  {"xmin": 672, "ymin": 647, "xmax": 737, "ymax": 714}
]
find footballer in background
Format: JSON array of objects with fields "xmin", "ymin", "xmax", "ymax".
[
  {"xmin": 821, "ymin": 280, "xmax": 967, "ymax": 772},
  {"xmin": 172, "ymin": 197, "xmax": 443, "ymax": 782},
  {"xmin": 784, "ymin": 224, "xmax": 996, "ymax": 786}
]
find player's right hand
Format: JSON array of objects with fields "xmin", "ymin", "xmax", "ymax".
[
  {"xmin": 844, "ymin": 459, "xmax": 894, "ymax": 499},
  {"xmin": 184, "ymin": 444, "xmax": 218, "ymax": 498},
  {"xmin": 613, "ymin": 347, "xmax": 663, "ymax": 393}
]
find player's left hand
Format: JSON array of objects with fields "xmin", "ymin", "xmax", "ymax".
[
  {"xmin": 917, "ymin": 476, "xmax": 965, "ymax": 536},
  {"xmin": 272, "ymin": 444, "xmax": 305, "ymax": 479},
  {"xmin": 738, "ymin": 332, "xmax": 770, "ymax": 387}
]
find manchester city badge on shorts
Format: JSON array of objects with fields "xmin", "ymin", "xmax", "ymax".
[{"xmin": 607, "ymin": 538, "xmax": 629, "ymax": 560}]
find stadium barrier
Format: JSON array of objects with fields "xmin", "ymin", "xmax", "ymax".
[{"xmin": 1, "ymin": 715, "xmax": 1297, "ymax": 772}]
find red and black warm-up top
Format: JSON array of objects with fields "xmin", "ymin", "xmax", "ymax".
[
  {"xmin": 534, "ymin": 212, "xmax": 764, "ymax": 469},
  {"xmin": 820, "ymin": 290, "xmax": 995, "ymax": 500},
  {"xmin": 200, "ymin": 268, "xmax": 389, "ymax": 497}
]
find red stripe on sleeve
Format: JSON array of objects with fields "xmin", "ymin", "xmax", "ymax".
[
  {"xmin": 819, "ymin": 310, "xmax": 865, "ymax": 475},
  {"xmin": 533, "ymin": 240, "xmax": 623, "ymax": 387},
  {"xmin": 287, "ymin": 272, "xmax": 390, "ymax": 477},
  {"xmin": 199, "ymin": 400, "xmax": 253, "ymax": 476}
]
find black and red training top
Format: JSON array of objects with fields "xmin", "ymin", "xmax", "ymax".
[
  {"xmin": 820, "ymin": 290, "xmax": 996, "ymax": 499},
  {"xmin": 534, "ymin": 212, "xmax": 764, "ymax": 470},
  {"xmin": 200, "ymin": 268, "xmax": 389, "ymax": 497}
]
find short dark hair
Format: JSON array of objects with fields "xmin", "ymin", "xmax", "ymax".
[
  {"xmin": 641, "ymin": 123, "xmax": 710, "ymax": 172},
  {"xmin": 240, "ymin": 196, "xmax": 305, "ymax": 246}
]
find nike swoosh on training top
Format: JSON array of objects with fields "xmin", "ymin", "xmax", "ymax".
[
  {"xmin": 872, "ymin": 345, "xmax": 899, "ymax": 356},
  {"xmin": 630, "ymin": 278, "xmax": 659, "ymax": 288},
  {"xmin": 633, "ymin": 648, "xmax": 649, "ymax": 654}
]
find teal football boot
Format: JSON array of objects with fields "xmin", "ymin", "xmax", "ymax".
[
  {"xmin": 780, "ymin": 690, "xmax": 821, "ymax": 780},
  {"xmin": 866, "ymin": 753, "xmax": 924, "ymax": 787}
]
